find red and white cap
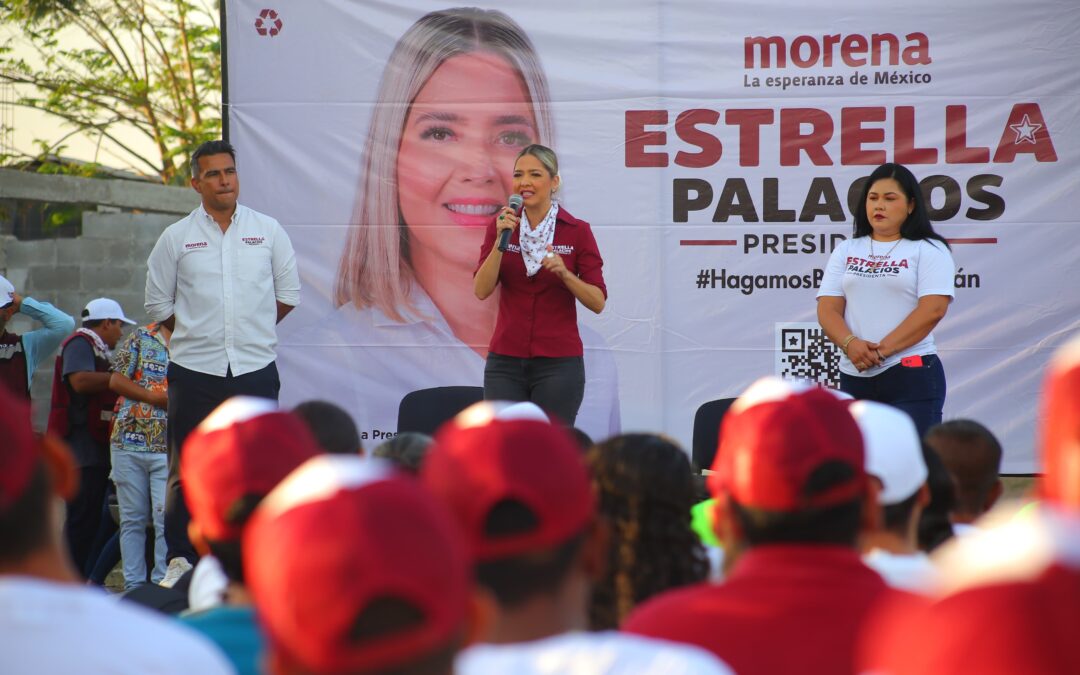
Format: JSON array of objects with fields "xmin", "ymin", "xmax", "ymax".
[
  {"xmin": 0, "ymin": 384, "xmax": 37, "ymax": 511},
  {"xmin": 181, "ymin": 397, "xmax": 320, "ymax": 541},
  {"xmin": 244, "ymin": 455, "xmax": 471, "ymax": 674},
  {"xmin": 850, "ymin": 400, "xmax": 928, "ymax": 505},
  {"xmin": 421, "ymin": 402, "xmax": 593, "ymax": 561},
  {"xmin": 709, "ymin": 377, "xmax": 866, "ymax": 511},
  {"xmin": 1040, "ymin": 335, "xmax": 1080, "ymax": 510},
  {"xmin": 0, "ymin": 274, "xmax": 15, "ymax": 308}
]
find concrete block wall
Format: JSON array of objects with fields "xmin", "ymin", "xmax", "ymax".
[{"xmin": 1, "ymin": 211, "xmax": 183, "ymax": 429}]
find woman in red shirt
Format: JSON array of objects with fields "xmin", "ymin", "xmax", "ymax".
[{"xmin": 474, "ymin": 144, "xmax": 607, "ymax": 426}]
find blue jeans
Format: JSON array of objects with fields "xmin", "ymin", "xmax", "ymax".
[
  {"xmin": 839, "ymin": 353, "xmax": 946, "ymax": 440},
  {"xmin": 111, "ymin": 450, "xmax": 167, "ymax": 587}
]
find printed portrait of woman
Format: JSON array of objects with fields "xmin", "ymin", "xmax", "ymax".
[{"xmin": 282, "ymin": 7, "xmax": 620, "ymax": 440}]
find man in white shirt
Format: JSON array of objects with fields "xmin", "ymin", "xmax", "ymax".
[
  {"xmin": 0, "ymin": 385, "xmax": 235, "ymax": 674},
  {"xmin": 145, "ymin": 140, "xmax": 300, "ymax": 583}
]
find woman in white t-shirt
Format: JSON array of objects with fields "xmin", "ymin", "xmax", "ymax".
[{"xmin": 817, "ymin": 163, "xmax": 955, "ymax": 437}]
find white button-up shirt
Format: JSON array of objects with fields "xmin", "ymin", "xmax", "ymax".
[{"xmin": 145, "ymin": 204, "xmax": 300, "ymax": 376}]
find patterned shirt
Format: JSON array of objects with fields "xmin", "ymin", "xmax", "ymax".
[{"xmin": 110, "ymin": 324, "xmax": 169, "ymax": 453}]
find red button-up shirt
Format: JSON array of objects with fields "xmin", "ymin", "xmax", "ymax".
[{"xmin": 477, "ymin": 206, "xmax": 606, "ymax": 359}]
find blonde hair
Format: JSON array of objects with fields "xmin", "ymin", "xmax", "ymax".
[{"xmin": 335, "ymin": 7, "xmax": 555, "ymax": 319}]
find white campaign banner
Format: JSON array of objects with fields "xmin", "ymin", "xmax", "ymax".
[{"xmin": 225, "ymin": 0, "xmax": 1080, "ymax": 472}]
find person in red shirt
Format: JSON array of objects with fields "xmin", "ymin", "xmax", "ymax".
[
  {"xmin": 623, "ymin": 377, "xmax": 897, "ymax": 675},
  {"xmin": 474, "ymin": 144, "xmax": 606, "ymax": 426},
  {"xmin": 863, "ymin": 335, "xmax": 1080, "ymax": 675}
]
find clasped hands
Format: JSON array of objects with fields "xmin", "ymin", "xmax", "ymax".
[{"xmin": 847, "ymin": 338, "xmax": 887, "ymax": 372}]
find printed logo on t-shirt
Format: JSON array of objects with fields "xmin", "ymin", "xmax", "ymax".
[
  {"xmin": 241, "ymin": 236, "xmax": 265, "ymax": 246},
  {"xmin": 506, "ymin": 243, "xmax": 522, "ymax": 253},
  {"xmin": 184, "ymin": 241, "xmax": 209, "ymax": 250},
  {"xmin": 552, "ymin": 244, "xmax": 574, "ymax": 256},
  {"xmin": 845, "ymin": 255, "xmax": 909, "ymax": 278}
]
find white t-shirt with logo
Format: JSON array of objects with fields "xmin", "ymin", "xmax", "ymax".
[{"xmin": 818, "ymin": 237, "xmax": 955, "ymax": 377}]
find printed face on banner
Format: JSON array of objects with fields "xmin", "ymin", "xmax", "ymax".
[
  {"xmin": 397, "ymin": 52, "xmax": 537, "ymax": 276},
  {"xmin": 866, "ymin": 178, "xmax": 913, "ymax": 240}
]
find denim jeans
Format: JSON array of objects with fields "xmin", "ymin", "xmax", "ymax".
[
  {"xmin": 839, "ymin": 353, "xmax": 946, "ymax": 440},
  {"xmin": 484, "ymin": 353, "xmax": 586, "ymax": 427},
  {"xmin": 111, "ymin": 449, "xmax": 167, "ymax": 587}
]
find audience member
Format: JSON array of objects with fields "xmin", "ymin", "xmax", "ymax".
[
  {"xmin": 48, "ymin": 297, "xmax": 133, "ymax": 576},
  {"xmin": 851, "ymin": 401, "xmax": 937, "ymax": 592},
  {"xmin": 624, "ymin": 377, "xmax": 895, "ymax": 675},
  {"xmin": 179, "ymin": 397, "xmax": 321, "ymax": 675},
  {"xmin": 422, "ymin": 404, "xmax": 732, "ymax": 673},
  {"xmin": 244, "ymin": 455, "xmax": 488, "ymax": 675},
  {"xmin": 292, "ymin": 399, "xmax": 363, "ymax": 455},
  {"xmin": 585, "ymin": 433, "xmax": 708, "ymax": 629},
  {"xmin": 145, "ymin": 139, "xmax": 301, "ymax": 581},
  {"xmin": 372, "ymin": 431, "xmax": 433, "ymax": 474},
  {"xmin": 108, "ymin": 320, "xmax": 172, "ymax": 587},
  {"xmin": 0, "ymin": 273, "xmax": 74, "ymax": 398},
  {"xmin": 916, "ymin": 444, "xmax": 956, "ymax": 552},
  {"xmin": 0, "ymin": 385, "xmax": 235, "ymax": 673},
  {"xmin": 866, "ymin": 336, "xmax": 1080, "ymax": 674},
  {"xmin": 925, "ymin": 419, "xmax": 1003, "ymax": 533}
]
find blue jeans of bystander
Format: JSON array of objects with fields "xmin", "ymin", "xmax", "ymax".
[{"xmin": 111, "ymin": 450, "xmax": 168, "ymax": 587}]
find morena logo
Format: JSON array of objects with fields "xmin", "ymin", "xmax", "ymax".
[
  {"xmin": 744, "ymin": 32, "xmax": 931, "ymax": 69},
  {"xmin": 255, "ymin": 8, "xmax": 283, "ymax": 37}
]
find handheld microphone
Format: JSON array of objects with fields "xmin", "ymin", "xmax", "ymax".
[{"xmin": 497, "ymin": 194, "xmax": 524, "ymax": 253}]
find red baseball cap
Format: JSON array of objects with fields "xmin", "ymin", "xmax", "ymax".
[
  {"xmin": 181, "ymin": 397, "xmax": 320, "ymax": 541},
  {"xmin": 0, "ymin": 385, "xmax": 37, "ymax": 511},
  {"xmin": 421, "ymin": 405, "xmax": 594, "ymax": 561},
  {"xmin": 1040, "ymin": 336, "xmax": 1080, "ymax": 510},
  {"xmin": 244, "ymin": 455, "xmax": 471, "ymax": 674},
  {"xmin": 709, "ymin": 377, "xmax": 866, "ymax": 511}
]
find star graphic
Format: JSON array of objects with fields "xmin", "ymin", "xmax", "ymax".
[
  {"xmin": 1010, "ymin": 114, "xmax": 1042, "ymax": 145},
  {"xmin": 788, "ymin": 335, "xmax": 799, "ymax": 347}
]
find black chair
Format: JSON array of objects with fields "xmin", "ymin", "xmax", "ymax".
[
  {"xmin": 397, "ymin": 386, "xmax": 485, "ymax": 436},
  {"xmin": 691, "ymin": 397, "xmax": 737, "ymax": 471}
]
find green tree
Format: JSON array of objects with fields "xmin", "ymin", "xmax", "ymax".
[{"xmin": 0, "ymin": 0, "xmax": 221, "ymax": 184}]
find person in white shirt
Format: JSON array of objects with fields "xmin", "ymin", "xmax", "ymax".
[
  {"xmin": 852, "ymin": 400, "xmax": 939, "ymax": 593},
  {"xmin": 145, "ymin": 140, "xmax": 300, "ymax": 584},
  {"xmin": 0, "ymin": 385, "xmax": 235, "ymax": 674},
  {"xmin": 817, "ymin": 162, "xmax": 955, "ymax": 439}
]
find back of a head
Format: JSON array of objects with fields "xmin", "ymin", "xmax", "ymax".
[
  {"xmin": 293, "ymin": 399, "xmax": 363, "ymax": 455},
  {"xmin": 709, "ymin": 378, "xmax": 868, "ymax": 548},
  {"xmin": 372, "ymin": 432, "xmax": 433, "ymax": 474},
  {"xmin": 244, "ymin": 456, "xmax": 472, "ymax": 675},
  {"xmin": 421, "ymin": 403, "xmax": 594, "ymax": 610},
  {"xmin": 926, "ymin": 419, "xmax": 1003, "ymax": 519},
  {"xmin": 1040, "ymin": 336, "xmax": 1080, "ymax": 511},
  {"xmin": 182, "ymin": 397, "xmax": 321, "ymax": 583},
  {"xmin": 851, "ymin": 401, "xmax": 928, "ymax": 538},
  {"xmin": 587, "ymin": 434, "xmax": 709, "ymax": 629}
]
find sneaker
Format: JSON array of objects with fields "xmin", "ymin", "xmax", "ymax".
[{"xmin": 159, "ymin": 557, "xmax": 193, "ymax": 588}]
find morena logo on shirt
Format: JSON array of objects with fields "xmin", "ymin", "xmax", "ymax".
[
  {"xmin": 184, "ymin": 241, "xmax": 209, "ymax": 250},
  {"xmin": 242, "ymin": 237, "xmax": 266, "ymax": 246}
]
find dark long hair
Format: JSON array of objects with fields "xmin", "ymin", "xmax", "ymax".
[
  {"xmin": 586, "ymin": 434, "xmax": 709, "ymax": 630},
  {"xmin": 853, "ymin": 163, "xmax": 950, "ymax": 249}
]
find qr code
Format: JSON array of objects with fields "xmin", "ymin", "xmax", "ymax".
[{"xmin": 775, "ymin": 322, "xmax": 841, "ymax": 389}]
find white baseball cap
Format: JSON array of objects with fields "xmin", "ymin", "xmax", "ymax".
[
  {"xmin": 0, "ymin": 275, "xmax": 14, "ymax": 308},
  {"xmin": 82, "ymin": 298, "xmax": 136, "ymax": 325},
  {"xmin": 850, "ymin": 400, "xmax": 928, "ymax": 505}
]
